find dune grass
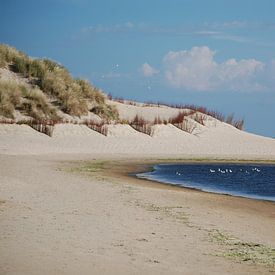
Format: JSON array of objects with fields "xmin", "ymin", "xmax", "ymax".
[
  {"xmin": 0, "ymin": 81, "xmax": 21, "ymax": 118},
  {"xmin": 0, "ymin": 44, "xmax": 118, "ymax": 120},
  {"xmin": 0, "ymin": 80, "xmax": 59, "ymax": 120}
]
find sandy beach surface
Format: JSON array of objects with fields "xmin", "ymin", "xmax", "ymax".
[
  {"xmin": 1, "ymin": 101, "xmax": 275, "ymax": 274},
  {"xmin": 0, "ymin": 154, "xmax": 274, "ymax": 275}
]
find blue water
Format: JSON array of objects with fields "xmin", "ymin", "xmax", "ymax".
[{"xmin": 137, "ymin": 163, "xmax": 275, "ymax": 202}]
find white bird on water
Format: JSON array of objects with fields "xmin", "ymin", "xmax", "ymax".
[
  {"xmin": 210, "ymin": 169, "xmax": 215, "ymax": 173},
  {"xmin": 218, "ymin": 168, "xmax": 226, "ymax": 173}
]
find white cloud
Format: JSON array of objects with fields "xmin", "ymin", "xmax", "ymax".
[
  {"xmin": 163, "ymin": 46, "xmax": 265, "ymax": 92},
  {"xmin": 77, "ymin": 22, "xmax": 257, "ymax": 44},
  {"xmin": 141, "ymin": 62, "xmax": 159, "ymax": 77}
]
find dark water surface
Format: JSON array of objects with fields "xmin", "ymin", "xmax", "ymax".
[{"xmin": 137, "ymin": 163, "xmax": 275, "ymax": 202}]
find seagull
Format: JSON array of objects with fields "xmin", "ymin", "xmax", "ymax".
[
  {"xmin": 255, "ymin": 168, "xmax": 261, "ymax": 172},
  {"xmin": 210, "ymin": 169, "xmax": 215, "ymax": 173},
  {"xmin": 229, "ymin": 169, "xmax": 233, "ymax": 173}
]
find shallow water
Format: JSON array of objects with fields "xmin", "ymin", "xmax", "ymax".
[{"xmin": 137, "ymin": 163, "xmax": 275, "ymax": 202}]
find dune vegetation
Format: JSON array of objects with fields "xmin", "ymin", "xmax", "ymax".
[{"xmin": 0, "ymin": 44, "xmax": 118, "ymax": 121}]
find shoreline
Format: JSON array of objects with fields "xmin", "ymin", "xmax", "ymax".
[
  {"xmin": 88, "ymin": 158, "xmax": 275, "ymax": 212},
  {"xmin": 97, "ymin": 158, "xmax": 275, "ymax": 203},
  {"xmin": 133, "ymin": 162, "xmax": 275, "ymax": 203}
]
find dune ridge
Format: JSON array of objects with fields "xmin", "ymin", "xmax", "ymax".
[{"xmin": 1, "ymin": 119, "xmax": 274, "ymax": 159}]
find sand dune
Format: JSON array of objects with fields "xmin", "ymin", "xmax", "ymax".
[
  {"xmin": 1, "ymin": 99, "xmax": 275, "ymax": 158},
  {"xmin": 1, "ymin": 121, "xmax": 275, "ymax": 159}
]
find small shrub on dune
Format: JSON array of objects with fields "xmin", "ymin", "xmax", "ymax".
[
  {"xmin": 40, "ymin": 70, "xmax": 88, "ymax": 116},
  {"xmin": 0, "ymin": 81, "xmax": 21, "ymax": 118},
  {"xmin": 40, "ymin": 71, "xmax": 65, "ymax": 97},
  {"xmin": 0, "ymin": 100, "xmax": 15, "ymax": 118},
  {"xmin": 12, "ymin": 55, "xmax": 30, "ymax": 76},
  {"xmin": 21, "ymin": 87, "xmax": 59, "ymax": 120},
  {"xmin": 0, "ymin": 52, "xmax": 6, "ymax": 68},
  {"xmin": 152, "ymin": 116, "xmax": 169, "ymax": 125},
  {"xmin": 38, "ymin": 64, "xmax": 110, "ymax": 118},
  {"xmin": 28, "ymin": 59, "xmax": 47, "ymax": 79},
  {"xmin": 91, "ymin": 104, "xmax": 119, "ymax": 121},
  {"xmin": 153, "ymin": 116, "xmax": 163, "ymax": 125},
  {"xmin": 169, "ymin": 111, "xmax": 185, "ymax": 124},
  {"xmin": 208, "ymin": 110, "xmax": 225, "ymax": 122},
  {"xmin": 233, "ymin": 119, "xmax": 244, "ymax": 130},
  {"xmin": 131, "ymin": 114, "xmax": 148, "ymax": 126},
  {"xmin": 119, "ymin": 119, "xmax": 129, "ymax": 124},
  {"xmin": 226, "ymin": 114, "xmax": 234, "ymax": 125},
  {"xmin": 168, "ymin": 111, "xmax": 198, "ymax": 133},
  {"xmin": 43, "ymin": 58, "xmax": 67, "ymax": 72},
  {"xmin": 63, "ymin": 94, "xmax": 88, "ymax": 116},
  {"xmin": 225, "ymin": 114, "xmax": 244, "ymax": 130},
  {"xmin": 75, "ymin": 79, "xmax": 105, "ymax": 105},
  {"xmin": 130, "ymin": 115, "xmax": 152, "ymax": 135},
  {"xmin": 0, "ymin": 44, "xmax": 23, "ymax": 64},
  {"xmin": 93, "ymin": 89, "xmax": 105, "ymax": 105}
]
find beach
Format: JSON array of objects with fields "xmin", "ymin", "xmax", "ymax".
[
  {"xmin": 0, "ymin": 154, "xmax": 274, "ymax": 274},
  {"xmin": 1, "ymin": 98, "xmax": 275, "ymax": 274}
]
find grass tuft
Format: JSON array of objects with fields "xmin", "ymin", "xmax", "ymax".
[
  {"xmin": 0, "ymin": 80, "xmax": 22, "ymax": 118},
  {"xmin": 209, "ymin": 229, "xmax": 275, "ymax": 269}
]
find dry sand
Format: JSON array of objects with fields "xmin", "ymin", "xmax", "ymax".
[{"xmin": 0, "ymin": 121, "xmax": 275, "ymax": 159}]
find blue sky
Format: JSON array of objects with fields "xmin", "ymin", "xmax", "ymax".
[{"xmin": 1, "ymin": 0, "xmax": 275, "ymax": 137}]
